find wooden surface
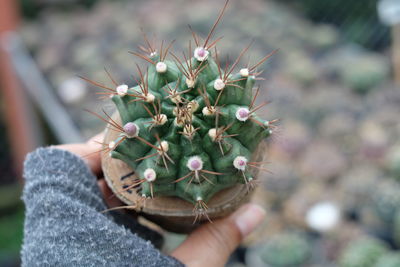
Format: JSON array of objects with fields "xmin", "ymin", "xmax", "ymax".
[
  {"xmin": 102, "ymin": 113, "xmax": 266, "ymax": 233},
  {"xmin": 0, "ymin": 0, "xmax": 39, "ymax": 180}
]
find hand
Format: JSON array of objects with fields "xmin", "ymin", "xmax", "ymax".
[
  {"xmin": 55, "ymin": 132, "xmax": 123, "ymax": 208},
  {"xmin": 171, "ymin": 203, "xmax": 265, "ymax": 267},
  {"xmin": 55, "ymin": 134, "xmax": 266, "ymax": 267}
]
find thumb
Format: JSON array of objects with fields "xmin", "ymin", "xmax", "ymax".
[{"xmin": 171, "ymin": 203, "xmax": 266, "ymax": 267}]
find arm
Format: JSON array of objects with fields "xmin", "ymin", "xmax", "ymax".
[
  {"xmin": 21, "ymin": 147, "xmax": 183, "ymax": 267},
  {"xmin": 22, "ymin": 134, "xmax": 266, "ymax": 267}
]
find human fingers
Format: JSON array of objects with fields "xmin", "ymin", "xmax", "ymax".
[{"xmin": 171, "ymin": 203, "xmax": 266, "ymax": 267}]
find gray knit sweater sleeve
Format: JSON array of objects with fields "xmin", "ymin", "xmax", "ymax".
[{"xmin": 21, "ymin": 147, "xmax": 184, "ymax": 267}]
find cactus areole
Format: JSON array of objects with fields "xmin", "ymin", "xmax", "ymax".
[{"xmin": 91, "ymin": 0, "xmax": 276, "ymax": 223}]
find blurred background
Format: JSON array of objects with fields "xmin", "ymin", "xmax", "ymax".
[{"xmin": 1, "ymin": 0, "xmax": 400, "ymax": 266}]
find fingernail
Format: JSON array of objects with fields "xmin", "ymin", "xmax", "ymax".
[{"xmin": 233, "ymin": 203, "xmax": 266, "ymax": 237}]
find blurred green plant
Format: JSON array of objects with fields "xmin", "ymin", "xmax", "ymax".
[
  {"xmin": 375, "ymin": 252, "xmax": 400, "ymax": 267},
  {"xmin": 386, "ymin": 146, "xmax": 400, "ymax": 180},
  {"xmin": 0, "ymin": 184, "xmax": 23, "ymax": 263},
  {"xmin": 339, "ymin": 237, "xmax": 387, "ymax": 267},
  {"xmin": 256, "ymin": 232, "xmax": 311, "ymax": 267},
  {"xmin": 372, "ymin": 179, "xmax": 400, "ymax": 224},
  {"xmin": 0, "ymin": 207, "xmax": 24, "ymax": 263},
  {"xmin": 336, "ymin": 53, "xmax": 389, "ymax": 94},
  {"xmin": 281, "ymin": 0, "xmax": 390, "ymax": 51},
  {"xmin": 19, "ymin": 0, "xmax": 99, "ymax": 19}
]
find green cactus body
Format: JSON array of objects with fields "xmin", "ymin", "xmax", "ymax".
[
  {"xmin": 339, "ymin": 237, "xmax": 387, "ymax": 267},
  {"xmin": 103, "ymin": 43, "xmax": 273, "ymax": 208},
  {"xmin": 84, "ymin": 1, "xmax": 276, "ymax": 214}
]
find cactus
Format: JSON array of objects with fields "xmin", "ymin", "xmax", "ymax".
[
  {"xmin": 339, "ymin": 237, "xmax": 387, "ymax": 267},
  {"xmin": 84, "ymin": 0, "xmax": 276, "ymax": 216},
  {"xmin": 386, "ymin": 145, "xmax": 400, "ymax": 180},
  {"xmin": 371, "ymin": 179, "xmax": 400, "ymax": 224},
  {"xmin": 374, "ymin": 252, "xmax": 400, "ymax": 267},
  {"xmin": 255, "ymin": 232, "xmax": 311, "ymax": 267}
]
